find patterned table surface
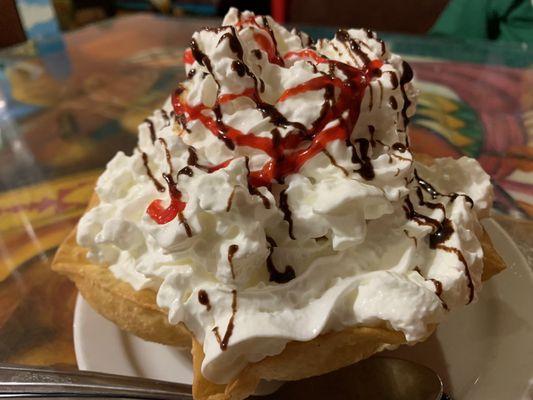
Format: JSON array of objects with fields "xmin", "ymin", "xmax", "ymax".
[{"xmin": 0, "ymin": 13, "xmax": 532, "ymax": 393}]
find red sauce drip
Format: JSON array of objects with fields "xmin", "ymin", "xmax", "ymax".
[
  {"xmin": 146, "ymin": 197, "xmax": 185, "ymax": 225},
  {"xmin": 233, "ymin": 14, "xmax": 284, "ymax": 66},
  {"xmin": 162, "ymin": 23, "xmax": 384, "ymax": 228},
  {"xmin": 171, "ymin": 58, "xmax": 382, "ymax": 188},
  {"xmin": 254, "ymin": 32, "xmax": 284, "ymax": 66},
  {"xmin": 284, "ymin": 49, "xmax": 327, "ymax": 64},
  {"xmin": 146, "ymin": 174, "xmax": 187, "ymax": 226},
  {"xmin": 183, "ymin": 48, "xmax": 194, "ymax": 65}
]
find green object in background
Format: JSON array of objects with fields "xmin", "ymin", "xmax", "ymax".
[{"xmin": 430, "ymin": 0, "xmax": 533, "ymax": 44}]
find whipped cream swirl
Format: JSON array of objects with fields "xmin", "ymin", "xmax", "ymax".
[{"xmin": 77, "ymin": 8, "xmax": 493, "ymax": 384}]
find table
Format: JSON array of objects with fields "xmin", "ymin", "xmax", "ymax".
[{"xmin": 0, "ymin": 13, "xmax": 532, "ymax": 395}]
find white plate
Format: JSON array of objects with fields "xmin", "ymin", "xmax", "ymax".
[{"xmin": 74, "ymin": 219, "xmax": 533, "ymax": 399}]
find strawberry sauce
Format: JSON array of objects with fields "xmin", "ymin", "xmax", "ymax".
[{"xmin": 149, "ymin": 19, "xmax": 383, "ymax": 226}]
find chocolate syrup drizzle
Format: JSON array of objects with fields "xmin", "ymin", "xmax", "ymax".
[
  {"xmin": 368, "ymin": 84, "xmax": 374, "ymax": 111},
  {"xmin": 347, "ymin": 138, "xmax": 375, "ymax": 180},
  {"xmin": 144, "ymin": 118, "xmax": 157, "ymax": 143},
  {"xmin": 389, "ymin": 96, "xmax": 398, "ymax": 110},
  {"xmin": 174, "ymin": 24, "xmax": 383, "ymax": 190},
  {"xmin": 226, "ymin": 187, "xmax": 236, "ymax": 212},
  {"xmin": 227, "ymin": 244, "xmax": 239, "ymax": 279},
  {"xmin": 414, "ymin": 170, "xmax": 474, "ymax": 208},
  {"xmin": 261, "ymin": 16, "xmax": 283, "ymax": 65},
  {"xmin": 323, "ymin": 149, "xmax": 348, "ymax": 176},
  {"xmin": 212, "ymin": 289, "xmax": 237, "ymax": 350},
  {"xmin": 159, "ymin": 109, "xmax": 170, "ymax": 127},
  {"xmin": 405, "ymin": 170, "xmax": 476, "ymax": 304},
  {"xmin": 266, "ymin": 236, "xmax": 296, "ymax": 283},
  {"xmin": 163, "ymin": 173, "xmax": 192, "ymax": 237},
  {"xmin": 403, "ymin": 229, "xmax": 418, "ymax": 246},
  {"xmin": 244, "ymin": 158, "xmax": 271, "ymax": 209},
  {"xmin": 279, "ymin": 189, "xmax": 295, "ymax": 240},
  {"xmin": 158, "ymin": 138, "xmax": 173, "ymax": 173},
  {"xmin": 198, "ymin": 289, "xmax": 211, "ymax": 310},
  {"xmin": 377, "ymin": 80, "xmax": 384, "ymax": 106},
  {"xmin": 335, "ymin": 29, "xmax": 371, "ymax": 66},
  {"xmin": 178, "ymin": 166, "xmax": 194, "ymax": 177},
  {"xmin": 142, "ymin": 152, "xmax": 165, "ymax": 192},
  {"xmin": 414, "ymin": 266, "xmax": 449, "ymax": 310},
  {"xmin": 399, "ymin": 61, "xmax": 413, "ymax": 129}
]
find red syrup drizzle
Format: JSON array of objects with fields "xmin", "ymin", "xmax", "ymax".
[
  {"xmin": 150, "ymin": 19, "xmax": 384, "ymax": 239},
  {"xmin": 171, "ymin": 53, "xmax": 382, "ymax": 189},
  {"xmin": 146, "ymin": 173, "xmax": 191, "ymax": 236}
]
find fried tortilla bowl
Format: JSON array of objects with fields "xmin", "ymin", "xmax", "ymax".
[{"xmin": 52, "ymin": 155, "xmax": 506, "ymax": 400}]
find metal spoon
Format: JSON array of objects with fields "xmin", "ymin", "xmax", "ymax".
[{"xmin": 0, "ymin": 357, "xmax": 442, "ymax": 399}]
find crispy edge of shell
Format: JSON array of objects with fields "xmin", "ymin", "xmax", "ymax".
[
  {"xmin": 51, "ymin": 194, "xmax": 191, "ymax": 348},
  {"xmin": 191, "ymin": 325, "xmax": 412, "ymax": 400}
]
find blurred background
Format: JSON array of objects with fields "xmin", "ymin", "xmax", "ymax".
[{"xmin": 1, "ymin": 0, "xmax": 532, "ymax": 48}]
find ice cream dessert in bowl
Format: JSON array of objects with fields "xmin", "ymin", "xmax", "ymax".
[{"xmin": 52, "ymin": 8, "xmax": 506, "ymax": 400}]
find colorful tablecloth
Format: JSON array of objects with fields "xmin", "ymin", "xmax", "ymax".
[{"xmin": 0, "ymin": 14, "xmax": 531, "ymax": 372}]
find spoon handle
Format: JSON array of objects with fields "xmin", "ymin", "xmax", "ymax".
[{"xmin": 0, "ymin": 363, "xmax": 192, "ymax": 399}]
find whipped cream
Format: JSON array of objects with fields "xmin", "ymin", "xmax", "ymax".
[{"xmin": 77, "ymin": 8, "xmax": 493, "ymax": 384}]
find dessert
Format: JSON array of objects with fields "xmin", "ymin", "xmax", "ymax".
[{"xmin": 52, "ymin": 8, "xmax": 506, "ymax": 400}]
